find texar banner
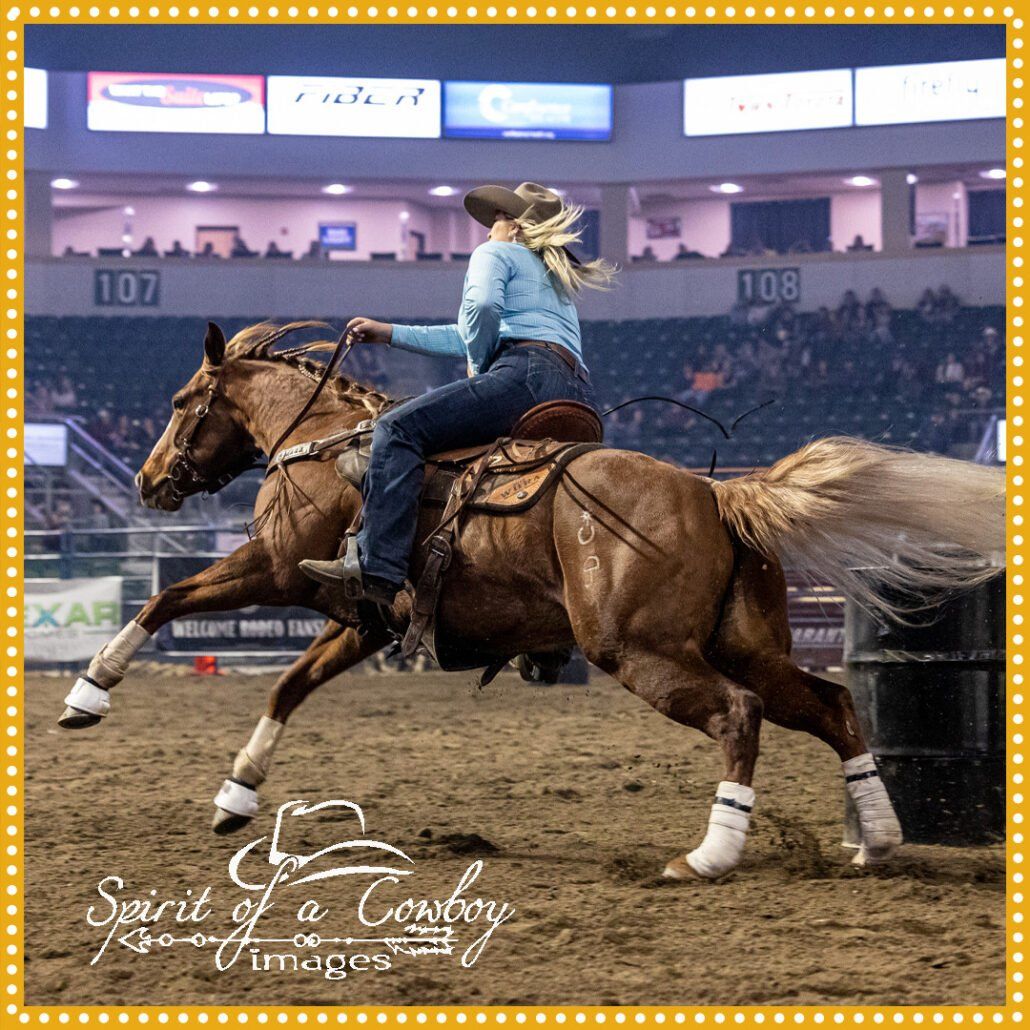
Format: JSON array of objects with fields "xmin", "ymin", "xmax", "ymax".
[
  {"xmin": 154, "ymin": 556, "xmax": 326, "ymax": 654},
  {"xmin": 25, "ymin": 577, "xmax": 122, "ymax": 662}
]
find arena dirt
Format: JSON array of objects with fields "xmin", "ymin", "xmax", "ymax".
[{"xmin": 25, "ymin": 668, "xmax": 1004, "ymax": 1006}]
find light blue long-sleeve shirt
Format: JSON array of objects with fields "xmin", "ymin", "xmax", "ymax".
[{"xmin": 389, "ymin": 241, "xmax": 585, "ymax": 376}]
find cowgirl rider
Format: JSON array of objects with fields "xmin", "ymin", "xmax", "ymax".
[{"xmin": 299, "ymin": 182, "xmax": 617, "ymax": 604}]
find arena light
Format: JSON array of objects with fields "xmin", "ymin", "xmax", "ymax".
[
  {"xmin": 322, "ymin": 183, "xmax": 353, "ymax": 195},
  {"xmin": 50, "ymin": 177, "xmax": 79, "ymax": 190},
  {"xmin": 709, "ymin": 183, "xmax": 744, "ymax": 194},
  {"xmin": 186, "ymin": 180, "xmax": 218, "ymax": 193},
  {"xmin": 980, "ymin": 168, "xmax": 1006, "ymax": 180},
  {"xmin": 847, "ymin": 175, "xmax": 878, "ymax": 187},
  {"xmin": 428, "ymin": 185, "xmax": 457, "ymax": 197},
  {"xmin": 907, "ymin": 173, "xmax": 919, "ymax": 185}
]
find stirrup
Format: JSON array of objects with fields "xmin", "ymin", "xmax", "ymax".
[
  {"xmin": 298, "ymin": 534, "xmax": 365, "ymax": 597},
  {"xmin": 339, "ymin": 534, "xmax": 364, "ymax": 601}
]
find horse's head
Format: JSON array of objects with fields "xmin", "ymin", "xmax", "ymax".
[{"xmin": 137, "ymin": 321, "xmax": 261, "ymax": 511}]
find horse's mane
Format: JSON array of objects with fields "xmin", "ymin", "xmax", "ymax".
[{"xmin": 225, "ymin": 320, "xmax": 391, "ymax": 414}]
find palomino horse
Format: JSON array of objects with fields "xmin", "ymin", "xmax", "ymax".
[{"xmin": 59, "ymin": 321, "xmax": 1005, "ymax": 880}]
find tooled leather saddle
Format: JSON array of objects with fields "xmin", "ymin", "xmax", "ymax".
[{"xmin": 334, "ymin": 400, "xmax": 605, "ymax": 669}]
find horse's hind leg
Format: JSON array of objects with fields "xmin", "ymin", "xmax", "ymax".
[
  {"xmin": 213, "ymin": 620, "xmax": 391, "ymax": 834},
  {"xmin": 710, "ymin": 547, "xmax": 903, "ymax": 866},
  {"xmin": 737, "ymin": 656, "xmax": 902, "ymax": 866},
  {"xmin": 599, "ymin": 647, "xmax": 765, "ymax": 881}
]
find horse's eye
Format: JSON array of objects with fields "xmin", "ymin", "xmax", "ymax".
[{"xmin": 172, "ymin": 396, "xmax": 186, "ymax": 412}]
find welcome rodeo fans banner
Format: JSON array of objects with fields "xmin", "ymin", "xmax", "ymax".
[
  {"xmin": 25, "ymin": 576, "xmax": 122, "ymax": 662},
  {"xmin": 154, "ymin": 557, "xmax": 326, "ymax": 654}
]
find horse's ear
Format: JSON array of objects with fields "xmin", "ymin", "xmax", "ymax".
[{"xmin": 203, "ymin": 321, "xmax": 226, "ymax": 367}]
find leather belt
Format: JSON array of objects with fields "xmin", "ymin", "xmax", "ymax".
[{"xmin": 507, "ymin": 339, "xmax": 590, "ymax": 383}]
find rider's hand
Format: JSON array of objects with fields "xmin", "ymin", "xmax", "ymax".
[{"xmin": 346, "ymin": 317, "xmax": 393, "ymax": 345}]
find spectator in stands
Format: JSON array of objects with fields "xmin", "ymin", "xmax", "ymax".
[
  {"xmin": 936, "ymin": 352, "xmax": 965, "ymax": 386},
  {"xmin": 920, "ymin": 412, "xmax": 953, "ymax": 455},
  {"xmin": 303, "ymin": 240, "xmax": 322, "ymax": 260},
  {"xmin": 51, "ymin": 373, "xmax": 76, "ymax": 410},
  {"xmin": 836, "ymin": 290, "xmax": 861, "ymax": 333},
  {"xmin": 787, "ymin": 238, "xmax": 813, "ymax": 254},
  {"xmin": 676, "ymin": 359, "xmax": 696, "ymax": 403},
  {"xmin": 42, "ymin": 499, "xmax": 73, "ymax": 551},
  {"xmin": 846, "ymin": 234, "xmax": 873, "ymax": 252},
  {"xmin": 88, "ymin": 408, "xmax": 115, "ymax": 448},
  {"xmin": 82, "ymin": 499, "xmax": 113, "ymax": 552},
  {"xmin": 636, "ymin": 246, "xmax": 657, "ymax": 262},
  {"xmin": 199, "ymin": 242, "xmax": 219, "ymax": 259},
  {"xmin": 265, "ymin": 241, "xmax": 291, "ymax": 259},
  {"xmin": 27, "ymin": 382, "xmax": 53, "ymax": 416},
  {"xmin": 165, "ymin": 240, "xmax": 190, "ymax": 258},
  {"xmin": 917, "ymin": 288, "xmax": 937, "ymax": 322},
  {"xmin": 673, "ymin": 243, "xmax": 704, "ymax": 260},
  {"xmin": 691, "ymin": 363, "xmax": 725, "ymax": 405},
  {"xmin": 134, "ymin": 236, "xmax": 159, "ymax": 257},
  {"xmin": 936, "ymin": 285, "xmax": 960, "ymax": 324},
  {"xmin": 230, "ymin": 234, "xmax": 254, "ymax": 258}
]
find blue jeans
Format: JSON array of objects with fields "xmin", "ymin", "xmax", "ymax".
[{"xmin": 357, "ymin": 346, "xmax": 596, "ymax": 584}]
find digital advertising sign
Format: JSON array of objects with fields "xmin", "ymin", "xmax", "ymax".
[
  {"xmin": 267, "ymin": 76, "xmax": 441, "ymax": 138},
  {"xmin": 443, "ymin": 81, "xmax": 612, "ymax": 141},
  {"xmin": 86, "ymin": 72, "xmax": 266, "ymax": 133},
  {"xmin": 855, "ymin": 58, "xmax": 1006, "ymax": 126},
  {"xmin": 683, "ymin": 69, "xmax": 853, "ymax": 136},
  {"xmin": 24, "ymin": 67, "xmax": 47, "ymax": 129},
  {"xmin": 318, "ymin": 223, "xmax": 358, "ymax": 251}
]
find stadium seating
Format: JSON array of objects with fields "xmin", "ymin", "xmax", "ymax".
[{"xmin": 24, "ymin": 297, "xmax": 1003, "ymax": 498}]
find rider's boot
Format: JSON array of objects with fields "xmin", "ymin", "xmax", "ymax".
[{"xmin": 298, "ymin": 534, "xmax": 402, "ymax": 605}]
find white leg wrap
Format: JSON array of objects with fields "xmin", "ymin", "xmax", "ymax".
[
  {"xmin": 230, "ymin": 716, "xmax": 285, "ymax": 787},
  {"xmin": 686, "ymin": 781, "xmax": 755, "ymax": 879},
  {"xmin": 63, "ymin": 677, "xmax": 111, "ymax": 718},
  {"xmin": 844, "ymin": 753, "xmax": 903, "ymax": 865},
  {"xmin": 214, "ymin": 779, "xmax": 260, "ymax": 818},
  {"xmin": 86, "ymin": 621, "xmax": 151, "ymax": 689}
]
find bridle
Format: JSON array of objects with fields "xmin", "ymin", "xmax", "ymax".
[
  {"xmin": 164, "ymin": 328, "xmax": 355, "ymax": 504},
  {"xmin": 165, "ymin": 371, "xmax": 264, "ymax": 504}
]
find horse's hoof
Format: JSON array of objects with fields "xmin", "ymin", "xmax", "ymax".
[
  {"xmin": 851, "ymin": 841, "xmax": 901, "ymax": 867},
  {"xmin": 212, "ymin": 807, "xmax": 253, "ymax": 835},
  {"xmin": 662, "ymin": 854, "xmax": 704, "ymax": 880},
  {"xmin": 58, "ymin": 706, "xmax": 102, "ymax": 729}
]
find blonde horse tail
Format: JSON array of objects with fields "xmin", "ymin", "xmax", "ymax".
[{"xmin": 709, "ymin": 436, "xmax": 1005, "ymax": 622}]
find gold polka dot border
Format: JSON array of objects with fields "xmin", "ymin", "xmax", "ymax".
[
  {"xmin": 0, "ymin": 3, "xmax": 1021, "ymax": 19},
  {"xmin": 1, "ymin": 2, "xmax": 1024, "ymax": 1025}
]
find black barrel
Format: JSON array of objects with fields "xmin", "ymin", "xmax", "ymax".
[{"xmin": 843, "ymin": 573, "xmax": 1005, "ymax": 846}]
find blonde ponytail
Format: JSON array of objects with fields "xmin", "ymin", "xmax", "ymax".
[{"xmin": 515, "ymin": 202, "xmax": 619, "ymax": 297}]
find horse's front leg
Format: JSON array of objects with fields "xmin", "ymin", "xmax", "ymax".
[
  {"xmin": 212, "ymin": 619, "xmax": 391, "ymax": 834},
  {"xmin": 59, "ymin": 542, "xmax": 276, "ymax": 729}
]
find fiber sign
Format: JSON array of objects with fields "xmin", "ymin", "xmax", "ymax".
[
  {"xmin": 684, "ymin": 69, "xmax": 853, "ymax": 136},
  {"xmin": 855, "ymin": 58, "xmax": 1005, "ymax": 126},
  {"xmin": 267, "ymin": 76, "xmax": 441, "ymax": 138},
  {"xmin": 444, "ymin": 82, "xmax": 612, "ymax": 140},
  {"xmin": 87, "ymin": 72, "xmax": 265, "ymax": 133}
]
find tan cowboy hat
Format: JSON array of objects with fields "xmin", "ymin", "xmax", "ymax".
[{"xmin": 463, "ymin": 182, "xmax": 582, "ymax": 265}]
